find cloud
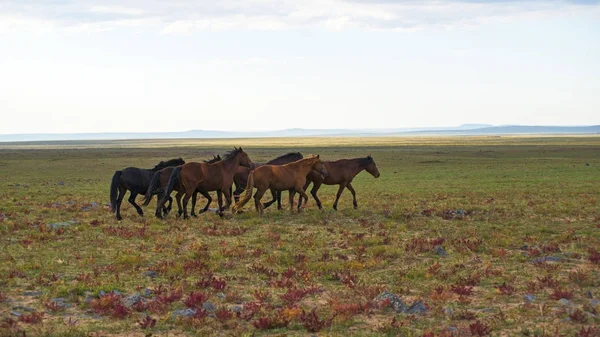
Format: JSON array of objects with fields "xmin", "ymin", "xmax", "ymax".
[{"xmin": 1, "ymin": 0, "xmax": 599, "ymax": 34}]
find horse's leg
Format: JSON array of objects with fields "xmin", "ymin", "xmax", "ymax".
[
  {"xmin": 253, "ymin": 189, "xmax": 266, "ymax": 216},
  {"xmin": 128, "ymin": 191, "xmax": 144, "ymax": 216},
  {"xmin": 222, "ymin": 188, "xmax": 233, "ymax": 211},
  {"xmin": 298, "ymin": 180, "xmax": 312, "ymax": 209},
  {"xmin": 216, "ymin": 190, "xmax": 224, "ymax": 217},
  {"xmin": 332, "ymin": 183, "xmax": 347, "ymax": 211},
  {"xmin": 289, "ymin": 189, "xmax": 297, "ymax": 212},
  {"xmin": 164, "ymin": 196, "xmax": 172, "ymax": 215},
  {"xmin": 116, "ymin": 186, "xmax": 126, "ymax": 220},
  {"xmin": 277, "ymin": 191, "xmax": 283, "ymax": 210},
  {"xmin": 182, "ymin": 188, "xmax": 194, "ymax": 219},
  {"xmin": 310, "ymin": 181, "xmax": 323, "ymax": 210},
  {"xmin": 162, "ymin": 196, "xmax": 172, "ymax": 216},
  {"xmin": 346, "ymin": 183, "xmax": 359, "ymax": 209},
  {"xmin": 295, "ymin": 186, "xmax": 310, "ymax": 211},
  {"xmin": 175, "ymin": 191, "xmax": 183, "ymax": 217},
  {"xmin": 190, "ymin": 190, "xmax": 198, "ymax": 217},
  {"xmin": 262, "ymin": 188, "xmax": 278, "ymax": 209},
  {"xmin": 233, "ymin": 183, "xmax": 244, "ymax": 204},
  {"xmin": 198, "ymin": 191, "xmax": 212, "ymax": 214}
]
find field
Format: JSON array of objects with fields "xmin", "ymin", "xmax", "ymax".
[{"xmin": 1, "ymin": 136, "xmax": 599, "ymax": 337}]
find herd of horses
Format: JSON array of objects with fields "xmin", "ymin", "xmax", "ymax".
[{"xmin": 109, "ymin": 148, "xmax": 380, "ymax": 220}]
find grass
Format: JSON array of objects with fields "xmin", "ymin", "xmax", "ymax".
[{"xmin": 0, "ymin": 136, "xmax": 599, "ymax": 336}]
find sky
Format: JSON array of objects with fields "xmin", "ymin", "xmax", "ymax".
[{"xmin": 1, "ymin": 0, "xmax": 599, "ymax": 134}]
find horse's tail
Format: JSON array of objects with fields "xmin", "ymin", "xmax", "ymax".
[
  {"xmin": 110, "ymin": 170, "xmax": 122, "ymax": 212},
  {"xmin": 159, "ymin": 166, "xmax": 181, "ymax": 207},
  {"xmin": 142, "ymin": 171, "xmax": 162, "ymax": 206},
  {"xmin": 233, "ymin": 171, "xmax": 255, "ymax": 213}
]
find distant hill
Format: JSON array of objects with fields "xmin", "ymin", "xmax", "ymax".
[
  {"xmin": 0, "ymin": 125, "xmax": 598, "ymax": 142},
  {"xmin": 404, "ymin": 125, "xmax": 600, "ymax": 135}
]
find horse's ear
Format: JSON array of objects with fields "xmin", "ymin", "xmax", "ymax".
[
  {"xmin": 239, "ymin": 147, "xmax": 243, "ymax": 151},
  {"xmin": 317, "ymin": 154, "xmax": 320, "ymax": 159}
]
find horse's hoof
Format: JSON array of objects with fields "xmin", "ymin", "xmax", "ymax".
[{"xmin": 354, "ymin": 206, "xmax": 358, "ymax": 210}]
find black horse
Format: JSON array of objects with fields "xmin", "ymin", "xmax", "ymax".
[
  {"xmin": 142, "ymin": 155, "xmax": 222, "ymax": 218},
  {"xmin": 233, "ymin": 152, "xmax": 303, "ymax": 209},
  {"xmin": 110, "ymin": 158, "xmax": 185, "ymax": 220}
]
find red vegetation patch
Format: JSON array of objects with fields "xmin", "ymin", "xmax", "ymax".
[
  {"xmin": 469, "ymin": 320, "xmax": 491, "ymax": 336},
  {"xmin": 588, "ymin": 248, "xmax": 600, "ymax": 264},
  {"xmin": 18, "ymin": 312, "xmax": 44, "ymax": 324},
  {"xmin": 280, "ymin": 286, "xmax": 323, "ymax": 305},
  {"xmin": 451, "ymin": 285, "xmax": 474, "ymax": 296},
  {"xmin": 569, "ymin": 309, "xmax": 588, "ymax": 323},
  {"xmin": 184, "ymin": 292, "xmax": 208, "ymax": 309},
  {"xmin": 549, "ymin": 288, "xmax": 573, "ymax": 300},
  {"xmin": 299, "ymin": 308, "xmax": 335, "ymax": 333},
  {"xmin": 578, "ymin": 326, "xmax": 600, "ymax": 337},
  {"xmin": 496, "ymin": 282, "xmax": 516, "ymax": 295},
  {"xmin": 215, "ymin": 307, "xmax": 234, "ymax": 323}
]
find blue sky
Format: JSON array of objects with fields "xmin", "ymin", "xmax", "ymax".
[{"xmin": 1, "ymin": 0, "xmax": 599, "ymax": 133}]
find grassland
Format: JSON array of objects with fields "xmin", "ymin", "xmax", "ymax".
[{"xmin": 1, "ymin": 136, "xmax": 599, "ymax": 337}]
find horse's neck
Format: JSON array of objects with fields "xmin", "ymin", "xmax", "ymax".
[
  {"xmin": 295, "ymin": 159, "xmax": 318, "ymax": 175},
  {"xmin": 341, "ymin": 159, "xmax": 365, "ymax": 177},
  {"xmin": 221, "ymin": 156, "xmax": 241, "ymax": 175}
]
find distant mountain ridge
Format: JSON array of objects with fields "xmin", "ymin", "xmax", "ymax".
[{"xmin": 0, "ymin": 124, "xmax": 598, "ymax": 142}]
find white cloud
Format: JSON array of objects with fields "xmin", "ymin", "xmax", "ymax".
[
  {"xmin": 89, "ymin": 5, "xmax": 145, "ymax": 16},
  {"xmin": 1, "ymin": 0, "xmax": 598, "ymax": 34}
]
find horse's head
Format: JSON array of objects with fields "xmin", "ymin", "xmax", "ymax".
[
  {"xmin": 364, "ymin": 155, "xmax": 380, "ymax": 178},
  {"xmin": 232, "ymin": 147, "xmax": 254, "ymax": 169},
  {"xmin": 311, "ymin": 155, "xmax": 328, "ymax": 177}
]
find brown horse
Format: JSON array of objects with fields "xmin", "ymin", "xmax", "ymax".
[
  {"xmin": 232, "ymin": 152, "xmax": 304, "ymax": 209},
  {"xmin": 297, "ymin": 155, "xmax": 380, "ymax": 210},
  {"xmin": 142, "ymin": 155, "xmax": 222, "ymax": 218},
  {"xmin": 232, "ymin": 155, "xmax": 328, "ymax": 215},
  {"xmin": 158, "ymin": 147, "xmax": 253, "ymax": 218}
]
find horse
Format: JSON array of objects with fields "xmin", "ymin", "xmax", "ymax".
[
  {"xmin": 232, "ymin": 152, "xmax": 304, "ymax": 209},
  {"xmin": 297, "ymin": 155, "xmax": 380, "ymax": 210},
  {"xmin": 109, "ymin": 158, "xmax": 185, "ymax": 220},
  {"xmin": 157, "ymin": 147, "xmax": 253, "ymax": 218},
  {"xmin": 232, "ymin": 155, "xmax": 328, "ymax": 216},
  {"xmin": 142, "ymin": 155, "xmax": 222, "ymax": 218}
]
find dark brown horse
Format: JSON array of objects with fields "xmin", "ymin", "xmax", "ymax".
[
  {"xmin": 297, "ymin": 155, "xmax": 380, "ymax": 210},
  {"xmin": 109, "ymin": 158, "xmax": 185, "ymax": 220},
  {"xmin": 232, "ymin": 152, "xmax": 303, "ymax": 209},
  {"xmin": 232, "ymin": 155, "xmax": 328, "ymax": 216},
  {"xmin": 142, "ymin": 155, "xmax": 221, "ymax": 218},
  {"xmin": 158, "ymin": 147, "xmax": 253, "ymax": 218}
]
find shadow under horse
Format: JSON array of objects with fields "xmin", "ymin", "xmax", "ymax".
[
  {"xmin": 232, "ymin": 155, "xmax": 328, "ymax": 216},
  {"xmin": 109, "ymin": 158, "xmax": 185, "ymax": 220},
  {"xmin": 158, "ymin": 147, "xmax": 254, "ymax": 218},
  {"xmin": 297, "ymin": 155, "xmax": 380, "ymax": 210},
  {"xmin": 232, "ymin": 152, "xmax": 303, "ymax": 209},
  {"xmin": 142, "ymin": 155, "xmax": 222, "ymax": 218}
]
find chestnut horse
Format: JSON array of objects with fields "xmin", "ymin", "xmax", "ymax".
[
  {"xmin": 232, "ymin": 155, "xmax": 328, "ymax": 215},
  {"xmin": 297, "ymin": 155, "xmax": 380, "ymax": 210},
  {"xmin": 142, "ymin": 155, "xmax": 221, "ymax": 218},
  {"xmin": 232, "ymin": 152, "xmax": 303, "ymax": 209},
  {"xmin": 109, "ymin": 158, "xmax": 185, "ymax": 220},
  {"xmin": 158, "ymin": 147, "xmax": 253, "ymax": 218}
]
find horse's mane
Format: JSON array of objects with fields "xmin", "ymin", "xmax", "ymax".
[
  {"xmin": 152, "ymin": 158, "xmax": 185, "ymax": 171},
  {"xmin": 358, "ymin": 155, "xmax": 374, "ymax": 166},
  {"xmin": 204, "ymin": 154, "xmax": 222, "ymax": 164},
  {"xmin": 266, "ymin": 152, "xmax": 303, "ymax": 164},
  {"xmin": 223, "ymin": 147, "xmax": 244, "ymax": 160}
]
